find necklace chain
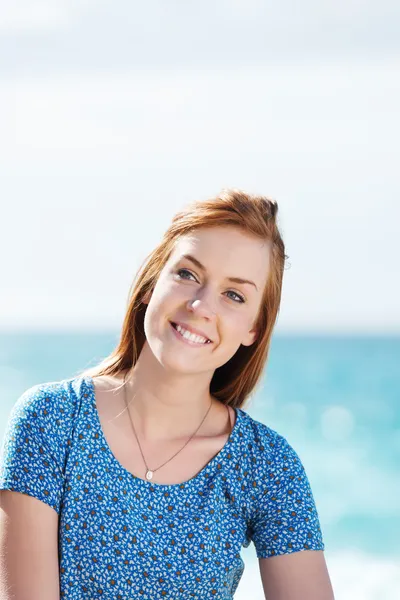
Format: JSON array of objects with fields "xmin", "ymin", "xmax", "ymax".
[{"xmin": 123, "ymin": 379, "xmax": 213, "ymax": 481}]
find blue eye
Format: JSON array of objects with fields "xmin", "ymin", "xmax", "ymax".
[
  {"xmin": 176, "ymin": 269, "xmax": 245, "ymax": 304},
  {"xmin": 226, "ymin": 290, "xmax": 245, "ymax": 304},
  {"xmin": 176, "ymin": 268, "xmax": 196, "ymax": 281}
]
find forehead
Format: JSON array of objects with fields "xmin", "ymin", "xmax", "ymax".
[{"xmin": 168, "ymin": 226, "xmax": 271, "ymax": 287}]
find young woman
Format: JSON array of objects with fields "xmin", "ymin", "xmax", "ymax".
[{"xmin": 0, "ymin": 189, "xmax": 334, "ymax": 599}]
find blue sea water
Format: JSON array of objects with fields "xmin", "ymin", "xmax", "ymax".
[{"xmin": 1, "ymin": 332, "xmax": 399, "ymax": 598}]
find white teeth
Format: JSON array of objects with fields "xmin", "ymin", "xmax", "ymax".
[{"xmin": 175, "ymin": 324, "xmax": 209, "ymax": 344}]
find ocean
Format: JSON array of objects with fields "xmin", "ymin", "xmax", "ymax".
[{"xmin": 1, "ymin": 331, "xmax": 399, "ymax": 599}]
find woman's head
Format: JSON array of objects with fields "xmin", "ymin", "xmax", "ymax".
[{"xmin": 79, "ymin": 189, "xmax": 287, "ymax": 408}]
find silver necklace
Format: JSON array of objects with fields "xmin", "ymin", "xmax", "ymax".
[{"xmin": 123, "ymin": 381, "xmax": 213, "ymax": 481}]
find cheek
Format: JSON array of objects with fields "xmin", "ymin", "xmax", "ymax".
[
  {"xmin": 143, "ymin": 282, "xmax": 181, "ymax": 334},
  {"xmin": 151, "ymin": 278, "xmax": 185, "ymax": 306},
  {"xmin": 147, "ymin": 279, "xmax": 175, "ymax": 310},
  {"xmin": 222, "ymin": 313, "xmax": 252, "ymax": 343}
]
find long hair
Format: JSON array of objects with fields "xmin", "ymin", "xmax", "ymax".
[{"xmin": 77, "ymin": 189, "xmax": 288, "ymax": 409}]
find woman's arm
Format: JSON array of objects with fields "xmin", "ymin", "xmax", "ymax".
[
  {"xmin": 0, "ymin": 490, "xmax": 60, "ymax": 600},
  {"xmin": 259, "ymin": 549, "xmax": 335, "ymax": 600}
]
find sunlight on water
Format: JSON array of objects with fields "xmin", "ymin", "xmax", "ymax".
[{"xmin": 321, "ymin": 405, "xmax": 355, "ymax": 442}]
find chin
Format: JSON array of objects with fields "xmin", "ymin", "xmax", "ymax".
[{"xmin": 161, "ymin": 355, "xmax": 205, "ymax": 375}]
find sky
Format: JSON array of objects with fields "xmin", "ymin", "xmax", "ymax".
[{"xmin": 1, "ymin": 0, "xmax": 399, "ymax": 333}]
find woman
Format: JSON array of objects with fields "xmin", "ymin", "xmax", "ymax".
[{"xmin": 0, "ymin": 189, "xmax": 334, "ymax": 599}]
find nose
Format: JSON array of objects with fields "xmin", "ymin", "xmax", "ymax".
[{"xmin": 186, "ymin": 290, "xmax": 216, "ymax": 319}]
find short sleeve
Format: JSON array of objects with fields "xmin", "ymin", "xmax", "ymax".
[
  {"xmin": 0, "ymin": 382, "xmax": 75, "ymax": 514},
  {"xmin": 249, "ymin": 430, "xmax": 325, "ymax": 559}
]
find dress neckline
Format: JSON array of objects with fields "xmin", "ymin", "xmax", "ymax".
[{"xmin": 84, "ymin": 375, "xmax": 242, "ymax": 491}]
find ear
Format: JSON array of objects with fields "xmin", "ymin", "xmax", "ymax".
[{"xmin": 241, "ymin": 326, "xmax": 258, "ymax": 347}]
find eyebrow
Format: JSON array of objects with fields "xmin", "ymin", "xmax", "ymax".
[{"xmin": 179, "ymin": 253, "xmax": 258, "ymax": 291}]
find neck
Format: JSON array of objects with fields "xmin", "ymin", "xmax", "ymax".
[{"xmin": 120, "ymin": 342, "xmax": 217, "ymax": 442}]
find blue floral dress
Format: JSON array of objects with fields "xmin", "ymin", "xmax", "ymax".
[{"xmin": 0, "ymin": 375, "xmax": 325, "ymax": 599}]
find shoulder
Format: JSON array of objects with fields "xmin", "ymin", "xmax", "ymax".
[
  {"xmin": 238, "ymin": 410, "xmax": 314, "ymax": 497},
  {"xmin": 238, "ymin": 412, "xmax": 325, "ymax": 558},
  {"xmin": 0, "ymin": 377, "xmax": 85, "ymax": 513},
  {"xmin": 2, "ymin": 376, "xmax": 86, "ymax": 457},
  {"xmin": 238, "ymin": 409, "xmax": 295, "ymax": 464},
  {"xmin": 8, "ymin": 377, "xmax": 82, "ymax": 423}
]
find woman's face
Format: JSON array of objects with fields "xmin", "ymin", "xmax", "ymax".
[{"xmin": 143, "ymin": 225, "xmax": 271, "ymax": 376}]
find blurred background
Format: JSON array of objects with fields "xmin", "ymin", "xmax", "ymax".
[{"xmin": 1, "ymin": 1, "xmax": 399, "ymax": 598}]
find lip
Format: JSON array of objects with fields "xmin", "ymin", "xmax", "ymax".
[{"xmin": 169, "ymin": 320, "xmax": 213, "ymax": 343}]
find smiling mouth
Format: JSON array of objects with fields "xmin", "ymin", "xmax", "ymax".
[{"xmin": 170, "ymin": 321, "xmax": 212, "ymax": 345}]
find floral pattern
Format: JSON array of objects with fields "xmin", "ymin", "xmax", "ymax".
[{"xmin": 0, "ymin": 375, "xmax": 325, "ymax": 598}]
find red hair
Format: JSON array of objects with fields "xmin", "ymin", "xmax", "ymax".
[{"xmin": 78, "ymin": 189, "xmax": 287, "ymax": 409}]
